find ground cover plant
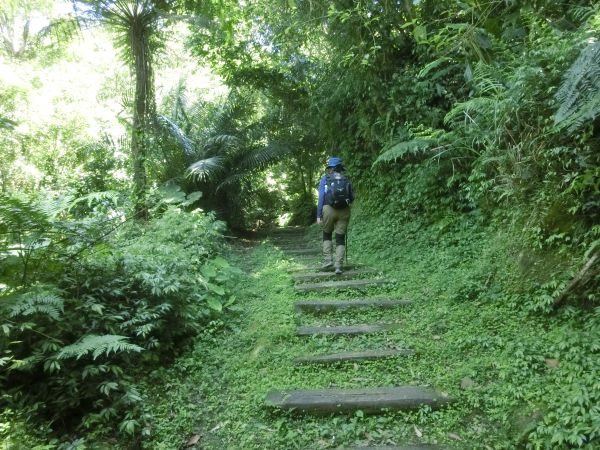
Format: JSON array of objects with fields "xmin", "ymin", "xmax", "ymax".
[{"xmin": 136, "ymin": 221, "xmax": 599, "ymax": 449}]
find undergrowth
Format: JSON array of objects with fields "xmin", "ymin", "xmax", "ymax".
[{"xmin": 139, "ymin": 210, "xmax": 599, "ymax": 449}]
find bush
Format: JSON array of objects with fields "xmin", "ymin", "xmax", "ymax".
[{"xmin": 0, "ymin": 194, "xmax": 239, "ymax": 441}]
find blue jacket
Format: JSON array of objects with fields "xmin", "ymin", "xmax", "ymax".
[{"xmin": 317, "ymin": 172, "xmax": 355, "ymax": 219}]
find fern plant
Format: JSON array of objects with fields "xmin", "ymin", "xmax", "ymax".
[
  {"xmin": 554, "ymin": 40, "xmax": 600, "ymax": 133},
  {"xmin": 57, "ymin": 335, "xmax": 143, "ymax": 360}
]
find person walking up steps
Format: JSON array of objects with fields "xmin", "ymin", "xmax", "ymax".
[{"xmin": 317, "ymin": 156, "xmax": 355, "ymax": 274}]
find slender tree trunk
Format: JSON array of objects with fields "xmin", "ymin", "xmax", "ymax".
[
  {"xmin": 402, "ymin": 0, "xmax": 414, "ymax": 21},
  {"xmin": 130, "ymin": 13, "xmax": 155, "ymax": 220}
]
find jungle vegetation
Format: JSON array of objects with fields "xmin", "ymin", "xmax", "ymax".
[{"xmin": 0, "ymin": 0, "xmax": 598, "ymax": 448}]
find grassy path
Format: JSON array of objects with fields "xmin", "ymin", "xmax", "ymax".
[{"xmin": 143, "ymin": 226, "xmax": 568, "ymax": 449}]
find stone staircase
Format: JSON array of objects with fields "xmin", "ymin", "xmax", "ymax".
[{"xmin": 264, "ymin": 227, "xmax": 452, "ymax": 449}]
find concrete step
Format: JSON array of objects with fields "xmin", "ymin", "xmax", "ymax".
[
  {"xmin": 345, "ymin": 446, "xmax": 443, "ymax": 450},
  {"xmin": 297, "ymin": 323, "xmax": 400, "ymax": 336},
  {"xmin": 295, "ymin": 298, "xmax": 411, "ymax": 313},
  {"xmin": 293, "ymin": 269, "xmax": 378, "ymax": 282},
  {"xmin": 294, "ymin": 349, "xmax": 413, "ymax": 365},
  {"xmin": 265, "ymin": 386, "xmax": 453, "ymax": 414},
  {"xmin": 287, "ymin": 264, "xmax": 363, "ymax": 274},
  {"xmin": 284, "ymin": 248, "xmax": 322, "ymax": 255},
  {"xmin": 295, "ymin": 278, "xmax": 388, "ymax": 292}
]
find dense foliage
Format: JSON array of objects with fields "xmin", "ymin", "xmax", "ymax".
[
  {"xmin": 1, "ymin": 0, "xmax": 599, "ymax": 447},
  {"xmin": 0, "ymin": 191, "xmax": 239, "ymax": 442}
]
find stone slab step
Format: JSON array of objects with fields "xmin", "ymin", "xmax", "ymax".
[
  {"xmin": 297, "ymin": 323, "xmax": 400, "ymax": 336},
  {"xmin": 293, "ymin": 269, "xmax": 378, "ymax": 282},
  {"xmin": 265, "ymin": 386, "xmax": 452, "ymax": 414},
  {"xmin": 275, "ymin": 245, "xmax": 316, "ymax": 251},
  {"xmin": 295, "ymin": 298, "xmax": 411, "ymax": 313},
  {"xmin": 287, "ymin": 264, "xmax": 363, "ymax": 273},
  {"xmin": 284, "ymin": 248, "xmax": 321, "ymax": 255},
  {"xmin": 346, "ymin": 446, "xmax": 442, "ymax": 450},
  {"xmin": 295, "ymin": 278, "xmax": 388, "ymax": 292},
  {"xmin": 294, "ymin": 349, "xmax": 413, "ymax": 364}
]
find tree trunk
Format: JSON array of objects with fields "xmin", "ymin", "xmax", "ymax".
[{"xmin": 130, "ymin": 12, "xmax": 155, "ymax": 220}]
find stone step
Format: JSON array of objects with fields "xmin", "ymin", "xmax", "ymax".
[
  {"xmin": 295, "ymin": 298, "xmax": 411, "ymax": 313},
  {"xmin": 271, "ymin": 236, "xmax": 313, "ymax": 242},
  {"xmin": 275, "ymin": 245, "xmax": 317, "ymax": 250},
  {"xmin": 293, "ymin": 269, "xmax": 378, "ymax": 282},
  {"xmin": 265, "ymin": 386, "xmax": 452, "ymax": 414},
  {"xmin": 268, "ymin": 232, "xmax": 308, "ymax": 239},
  {"xmin": 284, "ymin": 248, "xmax": 322, "ymax": 255},
  {"xmin": 294, "ymin": 349, "xmax": 413, "ymax": 364},
  {"xmin": 346, "ymin": 446, "xmax": 442, "ymax": 450},
  {"xmin": 287, "ymin": 264, "xmax": 363, "ymax": 274},
  {"xmin": 295, "ymin": 278, "xmax": 388, "ymax": 292},
  {"xmin": 297, "ymin": 323, "xmax": 400, "ymax": 336}
]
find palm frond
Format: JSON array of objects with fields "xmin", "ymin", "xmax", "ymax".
[
  {"xmin": 187, "ymin": 156, "xmax": 225, "ymax": 181},
  {"xmin": 57, "ymin": 334, "xmax": 143, "ymax": 360},
  {"xmin": 156, "ymin": 115, "xmax": 196, "ymax": 155},
  {"xmin": 216, "ymin": 173, "xmax": 247, "ymax": 192},
  {"xmin": 236, "ymin": 143, "xmax": 293, "ymax": 172},
  {"xmin": 200, "ymin": 134, "xmax": 240, "ymax": 156}
]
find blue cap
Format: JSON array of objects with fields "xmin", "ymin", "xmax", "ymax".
[{"xmin": 326, "ymin": 156, "xmax": 343, "ymax": 168}]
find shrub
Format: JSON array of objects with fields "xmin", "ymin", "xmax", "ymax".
[{"xmin": 0, "ymin": 194, "xmax": 239, "ymax": 440}]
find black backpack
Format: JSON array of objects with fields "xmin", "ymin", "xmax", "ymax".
[{"xmin": 325, "ymin": 173, "xmax": 351, "ymax": 209}]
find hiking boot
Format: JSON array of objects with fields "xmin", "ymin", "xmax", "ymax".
[
  {"xmin": 322, "ymin": 240, "xmax": 333, "ymax": 270},
  {"xmin": 334, "ymin": 244, "xmax": 345, "ymax": 274}
]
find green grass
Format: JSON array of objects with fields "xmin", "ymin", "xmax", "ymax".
[{"xmin": 139, "ymin": 219, "xmax": 599, "ymax": 449}]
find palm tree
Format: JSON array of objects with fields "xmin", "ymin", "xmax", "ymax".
[
  {"xmin": 157, "ymin": 87, "xmax": 295, "ymax": 229},
  {"xmin": 76, "ymin": 0, "xmax": 171, "ymax": 219}
]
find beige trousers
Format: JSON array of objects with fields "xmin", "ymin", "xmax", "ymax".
[{"xmin": 321, "ymin": 205, "xmax": 351, "ymax": 235}]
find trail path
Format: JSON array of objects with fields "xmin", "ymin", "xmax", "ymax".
[{"xmin": 263, "ymin": 227, "xmax": 453, "ymax": 449}]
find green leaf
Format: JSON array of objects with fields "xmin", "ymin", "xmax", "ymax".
[
  {"xmin": 212, "ymin": 256, "xmax": 229, "ymax": 268},
  {"xmin": 206, "ymin": 296, "xmax": 223, "ymax": 312},
  {"xmin": 202, "ymin": 264, "xmax": 217, "ymax": 279},
  {"xmin": 207, "ymin": 283, "xmax": 225, "ymax": 296},
  {"xmin": 413, "ymin": 25, "xmax": 427, "ymax": 44}
]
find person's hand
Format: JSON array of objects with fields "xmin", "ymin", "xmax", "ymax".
[{"xmin": 317, "ymin": 218, "xmax": 321, "ymax": 224}]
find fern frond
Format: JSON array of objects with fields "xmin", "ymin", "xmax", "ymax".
[
  {"xmin": 187, "ymin": 156, "xmax": 226, "ymax": 181},
  {"xmin": 555, "ymin": 40, "xmax": 600, "ymax": 133},
  {"xmin": 417, "ymin": 57, "xmax": 453, "ymax": 80},
  {"xmin": 472, "ymin": 62, "xmax": 505, "ymax": 95},
  {"xmin": 69, "ymin": 191, "xmax": 122, "ymax": 210},
  {"xmin": 57, "ymin": 335, "xmax": 143, "ymax": 360},
  {"xmin": 0, "ymin": 194, "xmax": 51, "ymax": 231},
  {"xmin": 444, "ymin": 96, "xmax": 502, "ymax": 125},
  {"xmin": 569, "ymin": 5, "xmax": 599, "ymax": 24},
  {"xmin": 9, "ymin": 352, "xmax": 44, "ymax": 371},
  {"xmin": 8, "ymin": 287, "xmax": 63, "ymax": 321},
  {"xmin": 372, "ymin": 139, "xmax": 435, "ymax": 166}
]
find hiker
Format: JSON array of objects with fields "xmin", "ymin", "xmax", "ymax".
[{"xmin": 317, "ymin": 156, "xmax": 354, "ymax": 274}]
